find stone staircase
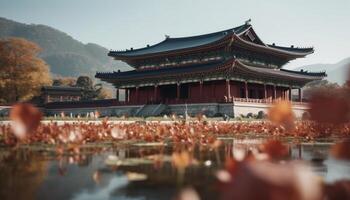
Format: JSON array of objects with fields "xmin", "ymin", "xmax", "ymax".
[
  {"xmin": 152, "ymin": 104, "xmax": 168, "ymax": 116},
  {"xmin": 135, "ymin": 104, "xmax": 168, "ymax": 117}
]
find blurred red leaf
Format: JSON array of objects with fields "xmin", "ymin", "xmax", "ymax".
[
  {"xmin": 324, "ymin": 180, "xmax": 350, "ymax": 200},
  {"xmin": 309, "ymin": 90, "xmax": 350, "ymax": 124},
  {"xmin": 260, "ymin": 140, "xmax": 288, "ymax": 160},
  {"xmin": 225, "ymin": 156, "xmax": 237, "ymax": 172},
  {"xmin": 10, "ymin": 103, "xmax": 42, "ymax": 139},
  {"xmin": 330, "ymin": 139, "xmax": 350, "ymax": 160},
  {"xmin": 220, "ymin": 161, "xmax": 322, "ymax": 200}
]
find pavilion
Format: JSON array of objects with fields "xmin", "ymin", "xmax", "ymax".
[{"xmin": 96, "ymin": 21, "xmax": 326, "ymax": 108}]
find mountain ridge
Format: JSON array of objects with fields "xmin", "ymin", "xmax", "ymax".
[
  {"xmin": 294, "ymin": 57, "xmax": 350, "ymax": 85},
  {"xmin": 0, "ymin": 17, "xmax": 131, "ymax": 78}
]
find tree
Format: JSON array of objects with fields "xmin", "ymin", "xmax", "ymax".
[
  {"xmin": 96, "ymin": 87, "xmax": 113, "ymax": 99},
  {"xmin": 76, "ymin": 76, "xmax": 95, "ymax": 100},
  {"xmin": 52, "ymin": 77, "xmax": 76, "ymax": 86},
  {"xmin": 303, "ymin": 80, "xmax": 340, "ymax": 100},
  {"xmin": 0, "ymin": 38, "xmax": 52, "ymax": 103},
  {"xmin": 75, "ymin": 76, "xmax": 112, "ymax": 100}
]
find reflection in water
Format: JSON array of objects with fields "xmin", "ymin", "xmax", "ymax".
[
  {"xmin": 72, "ymin": 176, "xmax": 140, "ymax": 200},
  {"xmin": 0, "ymin": 150, "xmax": 48, "ymax": 200},
  {"xmin": 0, "ymin": 139, "xmax": 349, "ymax": 200}
]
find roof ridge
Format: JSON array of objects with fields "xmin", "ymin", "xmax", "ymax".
[
  {"xmin": 166, "ymin": 23, "xmax": 249, "ymax": 40},
  {"xmin": 109, "ymin": 23, "xmax": 250, "ymax": 54}
]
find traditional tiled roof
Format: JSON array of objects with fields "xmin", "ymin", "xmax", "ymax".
[
  {"xmin": 109, "ymin": 24, "xmax": 250, "ymax": 57},
  {"xmin": 95, "ymin": 59, "xmax": 326, "ymax": 86},
  {"xmin": 41, "ymin": 86, "xmax": 82, "ymax": 91},
  {"xmin": 96, "ymin": 60, "xmax": 224, "ymax": 80},
  {"xmin": 232, "ymin": 35, "xmax": 314, "ymax": 57},
  {"xmin": 44, "ymin": 99, "xmax": 121, "ymax": 109},
  {"xmin": 267, "ymin": 44, "xmax": 314, "ymax": 54},
  {"xmin": 108, "ymin": 22, "xmax": 314, "ymax": 59},
  {"xmin": 233, "ymin": 61, "xmax": 326, "ymax": 81},
  {"xmin": 41, "ymin": 86, "xmax": 83, "ymax": 95}
]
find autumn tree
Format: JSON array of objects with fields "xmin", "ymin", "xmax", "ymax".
[
  {"xmin": 0, "ymin": 38, "xmax": 52, "ymax": 103},
  {"xmin": 96, "ymin": 87, "xmax": 113, "ymax": 99}
]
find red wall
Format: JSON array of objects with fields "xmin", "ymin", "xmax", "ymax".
[
  {"xmin": 200, "ymin": 80, "xmax": 227, "ymax": 102},
  {"xmin": 126, "ymin": 81, "xmax": 290, "ymax": 104},
  {"xmin": 129, "ymin": 86, "xmax": 156, "ymax": 104}
]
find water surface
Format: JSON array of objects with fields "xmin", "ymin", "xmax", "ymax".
[{"xmin": 0, "ymin": 138, "xmax": 349, "ymax": 200}]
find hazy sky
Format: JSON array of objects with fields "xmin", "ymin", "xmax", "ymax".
[{"xmin": 1, "ymin": 0, "xmax": 349, "ymax": 69}]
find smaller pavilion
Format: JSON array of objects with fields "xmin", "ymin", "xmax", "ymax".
[{"xmin": 41, "ymin": 86, "xmax": 82, "ymax": 103}]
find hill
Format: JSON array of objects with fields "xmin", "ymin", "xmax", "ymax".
[
  {"xmin": 0, "ymin": 17, "xmax": 131, "ymax": 77},
  {"xmin": 294, "ymin": 57, "xmax": 350, "ymax": 85}
]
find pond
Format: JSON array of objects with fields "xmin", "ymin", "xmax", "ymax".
[{"xmin": 0, "ymin": 138, "xmax": 349, "ymax": 200}]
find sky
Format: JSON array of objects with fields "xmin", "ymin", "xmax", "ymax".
[{"xmin": 1, "ymin": 0, "xmax": 349, "ymax": 69}]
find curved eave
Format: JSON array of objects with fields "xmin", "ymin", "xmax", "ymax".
[
  {"xmin": 233, "ymin": 60, "xmax": 324, "ymax": 84},
  {"xmin": 96, "ymin": 58, "xmax": 325, "ymax": 88},
  {"xmin": 280, "ymin": 68, "xmax": 326, "ymax": 77},
  {"xmin": 108, "ymin": 34, "xmax": 233, "ymax": 60},
  {"xmin": 233, "ymin": 35, "xmax": 314, "ymax": 58},
  {"xmin": 267, "ymin": 44, "xmax": 314, "ymax": 54},
  {"xmin": 95, "ymin": 60, "xmax": 233, "ymax": 83}
]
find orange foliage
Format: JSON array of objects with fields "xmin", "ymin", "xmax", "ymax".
[
  {"xmin": 2, "ymin": 119, "xmax": 350, "ymax": 146},
  {"xmin": 268, "ymin": 101, "xmax": 295, "ymax": 131},
  {"xmin": 172, "ymin": 151, "xmax": 191, "ymax": 171},
  {"xmin": 0, "ymin": 38, "xmax": 52, "ymax": 103}
]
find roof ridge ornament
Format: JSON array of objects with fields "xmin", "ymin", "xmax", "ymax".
[
  {"xmin": 245, "ymin": 18, "xmax": 252, "ymax": 25},
  {"xmin": 165, "ymin": 34, "xmax": 170, "ymax": 39}
]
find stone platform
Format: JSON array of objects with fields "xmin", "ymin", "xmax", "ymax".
[{"xmin": 43, "ymin": 102, "xmax": 309, "ymax": 118}]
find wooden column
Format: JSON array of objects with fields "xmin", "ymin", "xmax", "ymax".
[
  {"xmin": 199, "ymin": 81, "xmax": 203, "ymax": 102},
  {"xmin": 289, "ymin": 87, "xmax": 292, "ymax": 101},
  {"xmin": 136, "ymin": 87, "xmax": 139, "ymax": 104},
  {"xmin": 245, "ymin": 81, "xmax": 248, "ymax": 99},
  {"xmin": 226, "ymin": 79, "xmax": 231, "ymax": 101},
  {"xmin": 273, "ymin": 85, "xmax": 277, "ymax": 100},
  {"xmin": 116, "ymin": 88, "xmax": 119, "ymax": 101},
  {"xmin": 176, "ymin": 83, "xmax": 180, "ymax": 102},
  {"xmin": 154, "ymin": 85, "xmax": 158, "ymax": 103},
  {"xmin": 263, "ymin": 84, "xmax": 267, "ymax": 99},
  {"xmin": 125, "ymin": 89, "xmax": 129, "ymax": 102},
  {"xmin": 298, "ymin": 88, "xmax": 302, "ymax": 102}
]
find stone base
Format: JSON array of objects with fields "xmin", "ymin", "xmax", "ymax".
[
  {"xmin": 45, "ymin": 105, "xmax": 142, "ymax": 117},
  {"xmin": 165, "ymin": 103, "xmax": 234, "ymax": 117},
  {"xmin": 43, "ymin": 102, "xmax": 309, "ymax": 118},
  {"xmin": 232, "ymin": 102, "xmax": 308, "ymax": 118}
]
